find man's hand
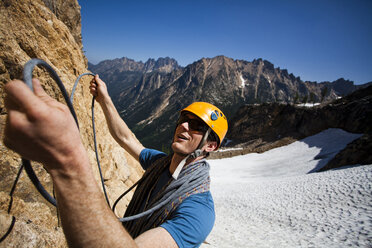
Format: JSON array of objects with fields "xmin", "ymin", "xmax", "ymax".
[
  {"xmin": 88, "ymin": 74, "xmax": 145, "ymax": 160},
  {"xmin": 3, "ymin": 79, "xmax": 87, "ymax": 175},
  {"xmin": 3, "ymin": 78, "xmax": 141, "ymax": 248},
  {"xmin": 89, "ymin": 74, "xmax": 109, "ymax": 104}
]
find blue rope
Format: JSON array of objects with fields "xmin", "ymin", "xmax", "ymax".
[
  {"xmin": 22, "ymin": 59, "xmax": 111, "ymax": 207},
  {"xmin": 70, "ymin": 71, "xmax": 111, "ymax": 207}
]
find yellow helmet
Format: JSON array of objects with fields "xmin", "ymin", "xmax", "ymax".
[{"xmin": 181, "ymin": 102, "xmax": 228, "ymax": 147}]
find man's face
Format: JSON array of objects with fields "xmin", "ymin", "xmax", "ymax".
[{"xmin": 171, "ymin": 112, "xmax": 208, "ymax": 155}]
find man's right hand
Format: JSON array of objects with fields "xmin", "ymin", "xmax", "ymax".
[
  {"xmin": 3, "ymin": 79, "xmax": 88, "ymax": 176},
  {"xmin": 89, "ymin": 74, "xmax": 145, "ymax": 161},
  {"xmin": 89, "ymin": 74, "xmax": 109, "ymax": 104},
  {"xmin": 3, "ymin": 79, "xmax": 141, "ymax": 248}
]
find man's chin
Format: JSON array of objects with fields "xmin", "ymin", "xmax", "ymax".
[
  {"xmin": 171, "ymin": 143, "xmax": 189, "ymax": 156},
  {"xmin": 171, "ymin": 142, "xmax": 180, "ymax": 152}
]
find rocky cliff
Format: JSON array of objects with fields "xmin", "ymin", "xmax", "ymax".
[
  {"xmin": 0, "ymin": 1, "xmax": 143, "ymax": 246},
  {"xmin": 215, "ymin": 85, "xmax": 372, "ymax": 169}
]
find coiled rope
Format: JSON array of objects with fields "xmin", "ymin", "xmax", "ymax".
[{"xmin": 0, "ymin": 59, "xmax": 109, "ymax": 242}]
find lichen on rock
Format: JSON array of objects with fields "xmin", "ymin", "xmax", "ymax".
[{"xmin": 0, "ymin": 1, "xmax": 143, "ymax": 246}]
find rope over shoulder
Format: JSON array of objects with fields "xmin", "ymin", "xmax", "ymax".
[{"xmin": 122, "ymin": 155, "xmax": 211, "ymax": 237}]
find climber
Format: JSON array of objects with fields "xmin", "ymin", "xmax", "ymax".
[
  {"xmin": 3, "ymin": 75, "xmax": 227, "ymax": 248},
  {"xmin": 89, "ymin": 75, "xmax": 228, "ymax": 247}
]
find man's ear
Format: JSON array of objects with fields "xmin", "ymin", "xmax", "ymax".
[{"xmin": 205, "ymin": 141, "xmax": 218, "ymax": 152}]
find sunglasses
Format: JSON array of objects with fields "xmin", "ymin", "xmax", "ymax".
[{"xmin": 177, "ymin": 114, "xmax": 209, "ymax": 132}]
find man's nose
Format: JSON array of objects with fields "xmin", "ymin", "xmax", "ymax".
[{"xmin": 179, "ymin": 121, "xmax": 190, "ymax": 131}]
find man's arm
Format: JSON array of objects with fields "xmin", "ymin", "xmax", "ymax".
[
  {"xmin": 3, "ymin": 79, "xmax": 137, "ymax": 247},
  {"xmin": 3, "ymin": 79, "xmax": 177, "ymax": 247},
  {"xmin": 135, "ymin": 227, "xmax": 178, "ymax": 248},
  {"xmin": 89, "ymin": 75, "xmax": 144, "ymax": 161}
]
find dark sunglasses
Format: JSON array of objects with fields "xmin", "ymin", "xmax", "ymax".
[{"xmin": 177, "ymin": 114, "xmax": 209, "ymax": 132}]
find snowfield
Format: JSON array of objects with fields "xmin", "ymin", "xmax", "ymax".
[{"xmin": 204, "ymin": 129, "xmax": 371, "ymax": 247}]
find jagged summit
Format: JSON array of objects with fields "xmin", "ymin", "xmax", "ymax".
[
  {"xmin": 89, "ymin": 56, "xmax": 181, "ymax": 74},
  {"xmin": 89, "ymin": 56, "xmax": 182, "ymax": 98}
]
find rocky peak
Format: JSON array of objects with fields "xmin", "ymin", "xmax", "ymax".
[
  {"xmin": 88, "ymin": 56, "xmax": 182, "ymax": 100},
  {"xmin": 89, "ymin": 56, "xmax": 181, "ymax": 74},
  {"xmin": 320, "ymin": 78, "xmax": 357, "ymax": 96},
  {"xmin": 252, "ymin": 58, "xmax": 264, "ymax": 65},
  {"xmin": 89, "ymin": 57, "xmax": 145, "ymax": 74},
  {"xmin": 143, "ymin": 57, "xmax": 181, "ymax": 73}
]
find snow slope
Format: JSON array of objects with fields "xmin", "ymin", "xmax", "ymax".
[{"xmin": 204, "ymin": 128, "xmax": 371, "ymax": 247}]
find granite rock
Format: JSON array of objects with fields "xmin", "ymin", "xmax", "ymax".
[{"xmin": 0, "ymin": 1, "xmax": 143, "ymax": 246}]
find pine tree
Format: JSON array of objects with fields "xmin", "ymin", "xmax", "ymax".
[
  {"xmin": 309, "ymin": 92, "xmax": 315, "ymax": 105},
  {"xmin": 302, "ymin": 95, "xmax": 308, "ymax": 104},
  {"xmin": 321, "ymin": 87, "xmax": 328, "ymax": 102},
  {"xmin": 294, "ymin": 92, "xmax": 299, "ymax": 104}
]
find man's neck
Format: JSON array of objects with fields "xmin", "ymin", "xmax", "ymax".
[{"xmin": 169, "ymin": 153, "xmax": 203, "ymax": 175}]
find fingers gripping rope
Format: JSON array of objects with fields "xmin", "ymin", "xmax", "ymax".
[
  {"xmin": 71, "ymin": 72, "xmax": 112, "ymax": 207},
  {"xmin": 2, "ymin": 59, "xmax": 95, "ymax": 243},
  {"xmin": 22, "ymin": 59, "xmax": 79, "ymax": 207},
  {"xmin": 21, "ymin": 59, "xmax": 111, "ymax": 207},
  {"xmin": 23, "ymin": 59, "xmax": 79, "ymax": 128}
]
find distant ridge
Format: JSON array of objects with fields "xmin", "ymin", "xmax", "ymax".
[
  {"xmin": 220, "ymin": 84, "xmax": 372, "ymax": 169},
  {"xmin": 89, "ymin": 55, "xmax": 370, "ymax": 150},
  {"xmin": 89, "ymin": 57, "xmax": 181, "ymax": 99}
]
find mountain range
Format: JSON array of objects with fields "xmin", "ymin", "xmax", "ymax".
[{"xmin": 89, "ymin": 56, "xmax": 370, "ymax": 150}]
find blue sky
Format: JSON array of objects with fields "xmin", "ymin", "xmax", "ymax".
[{"xmin": 80, "ymin": 0, "xmax": 372, "ymax": 84}]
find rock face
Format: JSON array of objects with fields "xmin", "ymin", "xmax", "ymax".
[
  {"xmin": 98, "ymin": 55, "xmax": 367, "ymax": 150},
  {"xmin": 220, "ymin": 85, "xmax": 372, "ymax": 169},
  {"xmin": 40, "ymin": 0, "xmax": 82, "ymax": 48},
  {"xmin": 318, "ymin": 133, "xmax": 372, "ymax": 172},
  {"xmin": 0, "ymin": 1, "xmax": 143, "ymax": 246},
  {"xmin": 228, "ymin": 84, "xmax": 372, "ymax": 143}
]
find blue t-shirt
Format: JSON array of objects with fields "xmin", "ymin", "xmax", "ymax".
[{"xmin": 139, "ymin": 148, "xmax": 215, "ymax": 248}]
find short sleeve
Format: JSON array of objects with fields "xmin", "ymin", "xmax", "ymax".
[
  {"xmin": 161, "ymin": 192, "xmax": 215, "ymax": 248},
  {"xmin": 139, "ymin": 148, "xmax": 167, "ymax": 170}
]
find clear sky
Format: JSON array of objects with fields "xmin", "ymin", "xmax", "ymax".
[{"xmin": 79, "ymin": 0, "xmax": 372, "ymax": 84}]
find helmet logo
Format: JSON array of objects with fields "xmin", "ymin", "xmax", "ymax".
[{"xmin": 211, "ymin": 111, "xmax": 218, "ymax": 121}]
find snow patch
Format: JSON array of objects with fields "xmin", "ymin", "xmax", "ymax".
[
  {"xmin": 297, "ymin": 103, "xmax": 321, "ymax": 107},
  {"xmin": 203, "ymin": 129, "xmax": 369, "ymax": 247},
  {"xmin": 239, "ymin": 74, "xmax": 246, "ymax": 88},
  {"xmin": 215, "ymin": 147, "xmax": 243, "ymax": 153},
  {"xmin": 210, "ymin": 128, "xmax": 362, "ymax": 180},
  {"xmin": 266, "ymin": 75, "xmax": 271, "ymax": 84}
]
